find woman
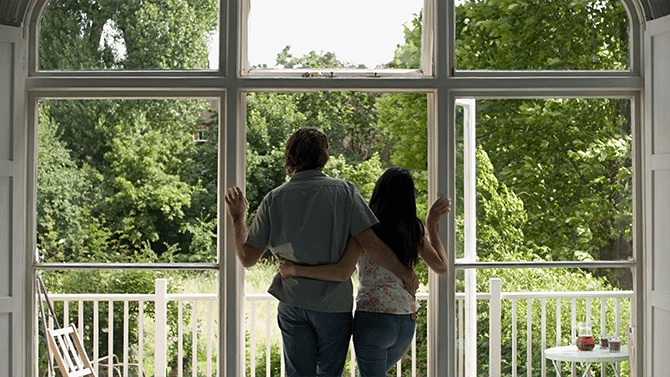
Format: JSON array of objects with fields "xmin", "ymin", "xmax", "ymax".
[{"xmin": 278, "ymin": 167, "xmax": 451, "ymax": 376}]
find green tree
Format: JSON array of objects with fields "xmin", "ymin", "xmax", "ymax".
[
  {"xmin": 38, "ymin": 0, "xmax": 219, "ymax": 261},
  {"xmin": 276, "ymin": 45, "xmax": 365, "ymax": 69},
  {"xmin": 388, "ymin": 12, "xmax": 422, "ymax": 70},
  {"xmin": 455, "ymin": 0, "xmax": 632, "ymax": 271},
  {"xmin": 322, "ymin": 154, "xmax": 385, "ymax": 201},
  {"xmin": 38, "ymin": 0, "xmax": 118, "ymax": 70},
  {"xmin": 39, "ymin": 0, "xmax": 217, "ymax": 70},
  {"xmin": 99, "ymin": 107, "xmax": 195, "ymax": 247},
  {"xmin": 245, "ymin": 92, "xmax": 306, "ymax": 215},
  {"xmin": 39, "ymin": 98, "xmax": 214, "ymax": 260},
  {"xmin": 244, "ymin": 51, "xmax": 396, "ymax": 224},
  {"xmin": 455, "ymin": 0, "xmax": 628, "ymax": 71},
  {"xmin": 37, "ymin": 106, "xmax": 111, "ymax": 262},
  {"xmin": 381, "ymin": 3, "xmax": 632, "ymax": 270},
  {"xmin": 376, "ymin": 93, "xmax": 427, "ymax": 170},
  {"xmin": 475, "ymin": 98, "xmax": 632, "ymax": 266},
  {"xmin": 180, "ymin": 112, "xmax": 219, "ymax": 262}
]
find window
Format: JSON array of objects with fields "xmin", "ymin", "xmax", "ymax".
[
  {"xmin": 36, "ymin": 98, "xmax": 219, "ymax": 264},
  {"xmin": 245, "ymin": 0, "xmax": 424, "ymax": 72},
  {"xmin": 456, "ymin": 98, "xmax": 633, "ymax": 264},
  {"xmin": 34, "ymin": 97, "xmax": 221, "ymax": 376},
  {"xmin": 29, "ymin": 0, "xmax": 643, "ymax": 375}
]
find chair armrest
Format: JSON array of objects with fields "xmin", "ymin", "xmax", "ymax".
[
  {"xmin": 95, "ymin": 355, "xmax": 146, "ymax": 377},
  {"xmin": 96, "ymin": 354, "xmax": 120, "ymax": 365}
]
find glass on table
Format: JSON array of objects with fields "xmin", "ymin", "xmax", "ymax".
[
  {"xmin": 598, "ymin": 334, "xmax": 609, "ymax": 350},
  {"xmin": 609, "ymin": 337, "xmax": 621, "ymax": 352}
]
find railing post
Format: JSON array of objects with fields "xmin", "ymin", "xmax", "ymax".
[
  {"xmin": 489, "ymin": 278, "xmax": 501, "ymax": 377},
  {"xmin": 155, "ymin": 279, "xmax": 167, "ymax": 377},
  {"xmin": 464, "ymin": 269, "xmax": 477, "ymax": 377}
]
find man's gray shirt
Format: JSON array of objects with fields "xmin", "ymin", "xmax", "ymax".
[{"xmin": 245, "ymin": 170, "xmax": 378, "ymax": 312}]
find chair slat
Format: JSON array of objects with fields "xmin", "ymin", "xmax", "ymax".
[
  {"xmin": 58, "ymin": 333, "xmax": 78, "ymax": 372},
  {"xmin": 63, "ymin": 329, "xmax": 86, "ymax": 371}
]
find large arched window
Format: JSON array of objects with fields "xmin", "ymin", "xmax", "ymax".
[{"xmin": 27, "ymin": 1, "xmax": 643, "ymax": 376}]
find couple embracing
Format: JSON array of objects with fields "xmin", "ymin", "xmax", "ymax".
[{"xmin": 225, "ymin": 127, "xmax": 450, "ymax": 377}]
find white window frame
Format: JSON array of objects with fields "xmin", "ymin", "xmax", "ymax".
[{"xmin": 24, "ymin": 0, "xmax": 645, "ymax": 376}]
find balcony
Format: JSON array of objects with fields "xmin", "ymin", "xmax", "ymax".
[{"xmin": 37, "ymin": 278, "xmax": 633, "ymax": 377}]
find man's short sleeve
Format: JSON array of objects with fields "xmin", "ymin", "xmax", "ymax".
[
  {"xmin": 348, "ymin": 184, "xmax": 378, "ymax": 236},
  {"xmin": 245, "ymin": 195, "xmax": 271, "ymax": 251}
]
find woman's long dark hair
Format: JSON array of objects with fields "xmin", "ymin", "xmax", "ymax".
[{"xmin": 368, "ymin": 167, "xmax": 424, "ymax": 269}]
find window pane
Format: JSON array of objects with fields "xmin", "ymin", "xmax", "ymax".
[
  {"xmin": 456, "ymin": 98, "xmax": 632, "ymax": 263},
  {"xmin": 37, "ymin": 270, "xmax": 218, "ymax": 376},
  {"xmin": 37, "ymin": 99, "xmax": 219, "ymax": 263},
  {"xmin": 245, "ymin": 91, "xmax": 427, "ymax": 219},
  {"xmin": 455, "ymin": 267, "xmax": 633, "ymax": 375},
  {"xmin": 247, "ymin": 0, "xmax": 423, "ymax": 70},
  {"xmin": 38, "ymin": 0, "xmax": 219, "ymax": 71},
  {"xmin": 455, "ymin": 0, "xmax": 630, "ymax": 70}
]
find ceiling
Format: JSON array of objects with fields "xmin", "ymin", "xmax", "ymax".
[{"xmin": 1, "ymin": 0, "xmax": 669, "ymax": 29}]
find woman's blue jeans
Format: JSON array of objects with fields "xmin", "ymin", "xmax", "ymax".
[
  {"xmin": 277, "ymin": 302, "xmax": 353, "ymax": 377},
  {"xmin": 353, "ymin": 310, "xmax": 416, "ymax": 377}
]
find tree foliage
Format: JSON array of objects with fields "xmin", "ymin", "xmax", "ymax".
[
  {"xmin": 37, "ymin": 106, "xmax": 110, "ymax": 262},
  {"xmin": 456, "ymin": 0, "xmax": 628, "ymax": 70},
  {"xmin": 475, "ymin": 98, "xmax": 632, "ymax": 263},
  {"xmin": 455, "ymin": 0, "xmax": 632, "ymax": 268},
  {"xmin": 37, "ymin": 0, "xmax": 633, "ymax": 276},
  {"xmin": 378, "ymin": 2, "xmax": 632, "ymax": 272},
  {"xmin": 39, "ymin": 0, "xmax": 217, "ymax": 70},
  {"xmin": 244, "ymin": 50, "xmax": 396, "ymax": 224}
]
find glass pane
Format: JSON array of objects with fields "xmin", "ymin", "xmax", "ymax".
[
  {"xmin": 248, "ymin": 0, "xmax": 423, "ymax": 70},
  {"xmin": 37, "ymin": 99, "xmax": 219, "ymax": 264},
  {"xmin": 243, "ymin": 91, "xmax": 429, "ymax": 375},
  {"xmin": 455, "ymin": 0, "xmax": 630, "ymax": 70},
  {"xmin": 38, "ymin": 0, "xmax": 219, "ymax": 71},
  {"xmin": 244, "ymin": 91, "xmax": 428, "ymax": 218},
  {"xmin": 455, "ymin": 267, "xmax": 633, "ymax": 376},
  {"xmin": 456, "ymin": 98, "xmax": 632, "ymax": 263},
  {"xmin": 37, "ymin": 270, "xmax": 218, "ymax": 377}
]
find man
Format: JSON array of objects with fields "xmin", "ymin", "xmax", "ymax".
[{"xmin": 225, "ymin": 127, "xmax": 418, "ymax": 377}]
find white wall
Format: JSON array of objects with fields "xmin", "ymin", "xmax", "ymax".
[{"xmin": 0, "ymin": 24, "xmax": 27, "ymax": 377}]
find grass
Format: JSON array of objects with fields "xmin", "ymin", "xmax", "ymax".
[
  {"xmin": 244, "ymin": 259, "xmax": 283, "ymax": 376},
  {"xmin": 245, "ymin": 258, "xmax": 279, "ymax": 293}
]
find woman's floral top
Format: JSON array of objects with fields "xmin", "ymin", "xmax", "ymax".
[{"xmin": 355, "ymin": 252, "xmax": 418, "ymax": 314}]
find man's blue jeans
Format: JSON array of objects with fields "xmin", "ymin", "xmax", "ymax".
[
  {"xmin": 277, "ymin": 302, "xmax": 353, "ymax": 377},
  {"xmin": 353, "ymin": 311, "xmax": 416, "ymax": 377}
]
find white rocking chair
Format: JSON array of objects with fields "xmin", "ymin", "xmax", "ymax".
[
  {"xmin": 46, "ymin": 324, "xmax": 99, "ymax": 377},
  {"xmin": 38, "ymin": 276, "xmax": 144, "ymax": 377}
]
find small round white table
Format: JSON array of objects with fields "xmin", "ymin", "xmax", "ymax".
[{"xmin": 544, "ymin": 345, "xmax": 629, "ymax": 377}]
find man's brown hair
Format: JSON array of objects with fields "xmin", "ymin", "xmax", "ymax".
[{"xmin": 284, "ymin": 127, "xmax": 329, "ymax": 175}]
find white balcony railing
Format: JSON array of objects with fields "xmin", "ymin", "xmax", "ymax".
[{"xmin": 37, "ymin": 278, "xmax": 633, "ymax": 377}]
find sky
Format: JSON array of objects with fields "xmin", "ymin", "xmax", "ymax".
[
  {"xmin": 98, "ymin": 0, "xmax": 423, "ymax": 70},
  {"xmin": 245, "ymin": 0, "xmax": 423, "ymax": 68}
]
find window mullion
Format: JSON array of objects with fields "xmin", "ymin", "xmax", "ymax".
[{"xmin": 427, "ymin": 88, "xmax": 455, "ymax": 377}]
